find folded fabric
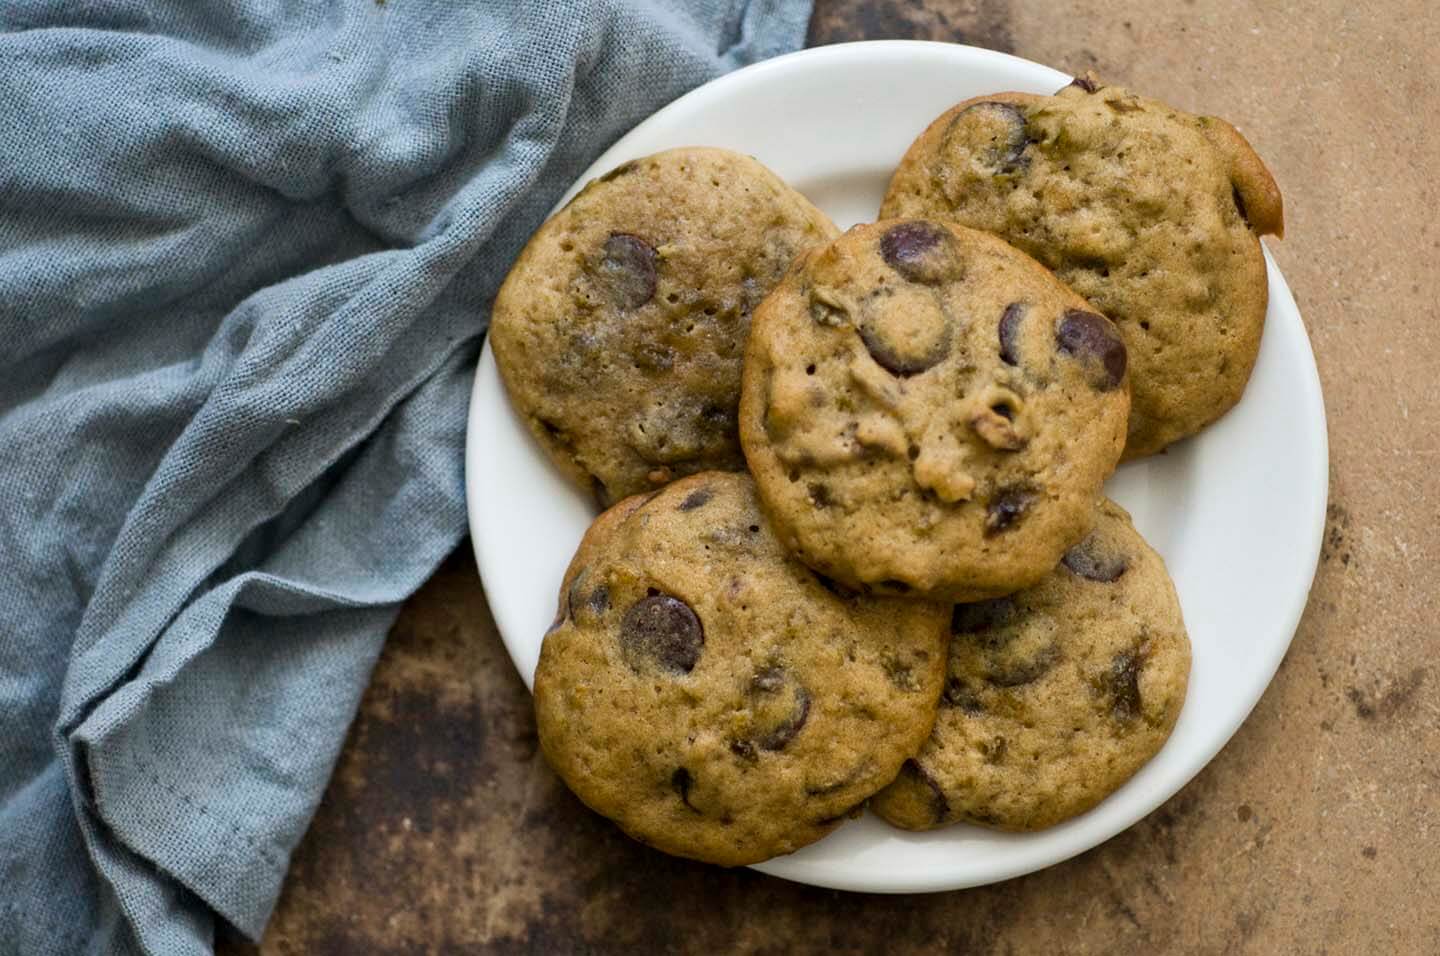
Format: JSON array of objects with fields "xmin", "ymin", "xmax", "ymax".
[{"xmin": 0, "ymin": 1, "xmax": 812, "ymax": 952}]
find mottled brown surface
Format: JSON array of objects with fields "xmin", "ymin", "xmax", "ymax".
[{"xmin": 226, "ymin": 1, "xmax": 1440, "ymax": 953}]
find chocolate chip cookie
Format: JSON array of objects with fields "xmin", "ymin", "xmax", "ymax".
[
  {"xmin": 881, "ymin": 76, "xmax": 1283, "ymax": 459},
  {"xmin": 491, "ymin": 147, "xmax": 838, "ymax": 505},
  {"xmin": 871, "ymin": 497, "xmax": 1190, "ymax": 832},
  {"xmin": 738, "ymin": 219, "xmax": 1129, "ymax": 602},
  {"xmin": 533, "ymin": 472, "xmax": 950, "ymax": 866}
]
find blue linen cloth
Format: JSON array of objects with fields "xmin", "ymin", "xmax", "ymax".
[{"xmin": 0, "ymin": 1, "xmax": 812, "ymax": 952}]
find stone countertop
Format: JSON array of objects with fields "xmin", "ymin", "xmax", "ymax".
[{"xmin": 228, "ymin": 1, "xmax": 1440, "ymax": 952}]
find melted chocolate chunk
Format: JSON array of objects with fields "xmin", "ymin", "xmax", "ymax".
[
  {"xmin": 879, "ymin": 221, "xmax": 960, "ymax": 283},
  {"xmin": 1062, "ymin": 534, "xmax": 1129, "ymax": 582},
  {"xmin": 598, "ymin": 233, "xmax": 657, "ymax": 309},
  {"xmin": 619, "ymin": 593, "xmax": 703, "ymax": 674},
  {"xmin": 859, "ymin": 316, "xmax": 952, "ymax": 376},
  {"xmin": 998, "ymin": 302, "xmax": 1025, "ymax": 366},
  {"xmin": 984, "ymin": 486, "xmax": 1037, "ymax": 536},
  {"xmin": 1106, "ymin": 644, "xmax": 1148, "ymax": 721},
  {"xmin": 671, "ymin": 767, "xmax": 700, "ymax": 813},
  {"xmin": 732, "ymin": 666, "xmax": 811, "ymax": 756},
  {"xmin": 948, "ymin": 101, "xmax": 1031, "ymax": 173},
  {"xmin": 1056, "ymin": 309, "xmax": 1127, "ymax": 391},
  {"xmin": 677, "ymin": 486, "xmax": 713, "ymax": 512},
  {"xmin": 807, "ymin": 482, "xmax": 833, "ymax": 509}
]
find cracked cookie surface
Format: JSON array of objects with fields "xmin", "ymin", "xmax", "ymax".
[
  {"xmin": 881, "ymin": 78, "xmax": 1282, "ymax": 459},
  {"xmin": 738, "ymin": 219, "xmax": 1129, "ymax": 602},
  {"xmin": 492, "ymin": 147, "xmax": 838, "ymax": 505},
  {"xmin": 533, "ymin": 472, "xmax": 949, "ymax": 866},
  {"xmin": 871, "ymin": 497, "xmax": 1190, "ymax": 832}
]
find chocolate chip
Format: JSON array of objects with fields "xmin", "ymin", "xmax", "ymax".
[
  {"xmin": 586, "ymin": 584, "xmax": 610, "ymax": 615},
  {"xmin": 619, "ymin": 593, "xmax": 703, "ymax": 674},
  {"xmin": 598, "ymin": 233, "xmax": 657, "ymax": 309},
  {"xmin": 951, "ymin": 597, "xmax": 1018, "ymax": 634},
  {"xmin": 1056, "ymin": 309, "xmax": 1127, "ymax": 391},
  {"xmin": 901, "ymin": 759, "xmax": 950, "ymax": 824},
  {"xmin": 998, "ymin": 302, "xmax": 1025, "ymax": 366},
  {"xmin": 1105, "ymin": 644, "xmax": 1148, "ymax": 721},
  {"xmin": 732, "ymin": 666, "xmax": 811, "ymax": 755},
  {"xmin": 947, "ymin": 101, "xmax": 1031, "ymax": 174},
  {"xmin": 1066, "ymin": 75, "xmax": 1100, "ymax": 94},
  {"xmin": 671, "ymin": 767, "xmax": 700, "ymax": 813},
  {"xmin": 984, "ymin": 486, "xmax": 1037, "ymax": 536},
  {"xmin": 879, "ymin": 221, "xmax": 960, "ymax": 284},
  {"xmin": 677, "ymin": 487, "xmax": 713, "ymax": 512},
  {"xmin": 1062, "ymin": 534, "xmax": 1129, "ymax": 582},
  {"xmin": 807, "ymin": 482, "xmax": 833, "ymax": 508},
  {"xmin": 942, "ymin": 676, "xmax": 984, "ymax": 713},
  {"xmin": 859, "ymin": 315, "xmax": 951, "ymax": 376},
  {"xmin": 754, "ymin": 669, "xmax": 810, "ymax": 751}
]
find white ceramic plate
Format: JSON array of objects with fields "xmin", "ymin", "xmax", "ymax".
[{"xmin": 465, "ymin": 41, "xmax": 1327, "ymax": 893}]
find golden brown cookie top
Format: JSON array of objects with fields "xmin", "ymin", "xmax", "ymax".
[
  {"xmin": 491, "ymin": 147, "xmax": 838, "ymax": 505},
  {"xmin": 739, "ymin": 219, "xmax": 1129, "ymax": 602},
  {"xmin": 881, "ymin": 77, "xmax": 1281, "ymax": 458},
  {"xmin": 871, "ymin": 497, "xmax": 1191, "ymax": 832},
  {"xmin": 533, "ymin": 472, "xmax": 950, "ymax": 866}
]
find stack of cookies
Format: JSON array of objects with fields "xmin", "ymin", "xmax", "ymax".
[{"xmin": 490, "ymin": 75, "xmax": 1282, "ymax": 866}]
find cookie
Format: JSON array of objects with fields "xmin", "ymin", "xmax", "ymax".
[
  {"xmin": 491, "ymin": 147, "xmax": 838, "ymax": 505},
  {"xmin": 871, "ymin": 497, "xmax": 1190, "ymax": 832},
  {"xmin": 738, "ymin": 219, "xmax": 1129, "ymax": 602},
  {"xmin": 533, "ymin": 472, "xmax": 950, "ymax": 866},
  {"xmin": 881, "ymin": 76, "xmax": 1283, "ymax": 458}
]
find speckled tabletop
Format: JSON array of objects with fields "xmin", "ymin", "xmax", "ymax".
[{"xmin": 226, "ymin": 2, "xmax": 1440, "ymax": 953}]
